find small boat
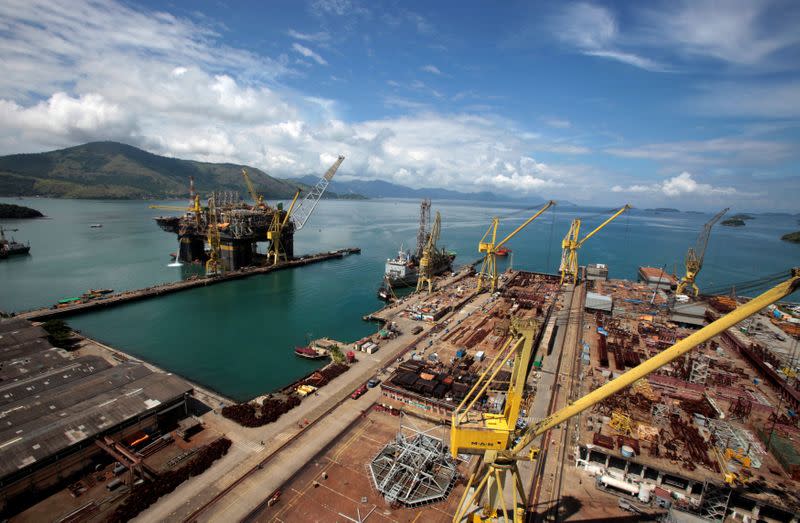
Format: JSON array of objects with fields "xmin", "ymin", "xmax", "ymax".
[
  {"xmin": 294, "ymin": 346, "xmax": 327, "ymax": 360},
  {"xmin": 89, "ymin": 288, "xmax": 113, "ymax": 295},
  {"xmin": 377, "ymin": 286, "xmax": 393, "ymax": 302},
  {"xmin": 90, "ymin": 224, "xmax": 103, "ymax": 228},
  {"xmin": 496, "ymin": 247, "xmax": 511, "ymax": 256}
]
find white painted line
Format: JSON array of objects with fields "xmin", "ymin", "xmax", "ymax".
[{"xmin": 0, "ymin": 436, "xmax": 22, "ymax": 449}]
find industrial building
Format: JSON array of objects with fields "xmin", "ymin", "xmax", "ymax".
[
  {"xmin": 0, "ymin": 318, "xmax": 192, "ymax": 513},
  {"xmin": 638, "ymin": 266, "xmax": 677, "ymax": 290}
]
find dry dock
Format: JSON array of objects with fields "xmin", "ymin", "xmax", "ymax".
[{"xmin": 14, "ymin": 247, "xmax": 360, "ymax": 321}]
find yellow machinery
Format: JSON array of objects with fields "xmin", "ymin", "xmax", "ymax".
[
  {"xmin": 266, "ymin": 189, "xmax": 301, "ymax": 265},
  {"xmin": 609, "ymin": 411, "xmax": 634, "ymax": 436},
  {"xmin": 559, "ymin": 204, "xmax": 630, "ymax": 284},
  {"xmin": 714, "ymin": 447, "xmax": 752, "ymax": 485},
  {"xmin": 677, "ymin": 208, "xmax": 729, "ymax": 297},
  {"xmin": 205, "ymin": 197, "xmax": 222, "ymax": 276},
  {"xmin": 241, "ymin": 168, "xmax": 269, "ymax": 210},
  {"xmin": 416, "ymin": 211, "xmax": 442, "ymax": 293},
  {"xmin": 477, "ymin": 201, "xmax": 556, "ymax": 293},
  {"xmin": 450, "ymin": 268, "xmax": 800, "ymax": 522},
  {"xmin": 149, "ymin": 194, "xmax": 203, "ymax": 228}
]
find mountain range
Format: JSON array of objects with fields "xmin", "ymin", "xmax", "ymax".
[
  {"xmin": 0, "ymin": 142, "xmax": 342, "ymax": 200},
  {"xmin": 0, "ymin": 141, "xmax": 533, "ymax": 203}
]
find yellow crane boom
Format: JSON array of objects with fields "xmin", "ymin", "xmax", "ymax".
[
  {"xmin": 450, "ymin": 267, "xmax": 800, "ymax": 522},
  {"xmin": 477, "ymin": 201, "xmax": 556, "ymax": 293},
  {"xmin": 241, "ymin": 168, "xmax": 268, "ymax": 209},
  {"xmin": 267, "ymin": 189, "xmax": 302, "ymax": 265},
  {"xmin": 559, "ymin": 204, "xmax": 630, "ymax": 284},
  {"xmin": 677, "ymin": 207, "xmax": 729, "ymax": 297}
]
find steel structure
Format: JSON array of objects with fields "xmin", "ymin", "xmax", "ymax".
[
  {"xmin": 291, "ymin": 155, "xmax": 345, "ymax": 231},
  {"xmin": 676, "ymin": 207, "xmax": 729, "ymax": 297},
  {"xmin": 369, "ymin": 423, "xmax": 458, "ymax": 508},
  {"xmin": 241, "ymin": 168, "xmax": 268, "ymax": 210},
  {"xmin": 450, "ymin": 267, "xmax": 800, "ymax": 522},
  {"xmin": 416, "ymin": 210, "xmax": 441, "ymax": 293},
  {"xmin": 559, "ymin": 204, "xmax": 631, "ymax": 284},
  {"xmin": 205, "ymin": 196, "xmax": 221, "ymax": 275},
  {"xmin": 415, "ymin": 199, "xmax": 432, "ymax": 259},
  {"xmin": 477, "ymin": 201, "xmax": 556, "ymax": 293}
]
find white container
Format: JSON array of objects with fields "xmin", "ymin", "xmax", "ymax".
[
  {"xmin": 600, "ymin": 475, "xmax": 639, "ymax": 496},
  {"xmin": 475, "ymin": 351, "xmax": 485, "ymax": 361},
  {"xmin": 621, "ymin": 445, "xmax": 635, "ymax": 458}
]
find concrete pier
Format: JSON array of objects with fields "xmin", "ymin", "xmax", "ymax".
[{"xmin": 15, "ymin": 247, "xmax": 360, "ymax": 321}]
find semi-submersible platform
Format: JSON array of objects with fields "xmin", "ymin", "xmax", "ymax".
[{"xmin": 152, "ymin": 155, "xmax": 345, "ymax": 273}]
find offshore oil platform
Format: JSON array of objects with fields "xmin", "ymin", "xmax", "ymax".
[{"xmin": 152, "ymin": 156, "xmax": 344, "ymax": 273}]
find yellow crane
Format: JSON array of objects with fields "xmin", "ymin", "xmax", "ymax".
[
  {"xmin": 241, "ymin": 168, "xmax": 269, "ymax": 210},
  {"xmin": 149, "ymin": 195, "xmax": 203, "ymax": 228},
  {"xmin": 416, "ymin": 210, "xmax": 442, "ymax": 293},
  {"xmin": 477, "ymin": 201, "xmax": 556, "ymax": 293},
  {"xmin": 559, "ymin": 204, "xmax": 631, "ymax": 284},
  {"xmin": 266, "ymin": 189, "xmax": 301, "ymax": 265},
  {"xmin": 676, "ymin": 207, "xmax": 729, "ymax": 297},
  {"xmin": 450, "ymin": 267, "xmax": 800, "ymax": 522},
  {"xmin": 205, "ymin": 196, "xmax": 222, "ymax": 276}
]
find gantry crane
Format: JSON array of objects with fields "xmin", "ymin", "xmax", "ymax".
[
  {"xmin": 450, "ymin": 268, "xmax": 800, "ymax": 522},
  {"xmin": 559, "ymin": 204, "xmax": 631, "ymax": 284},
  {"xmin": 676, "ymin": 208, "xmax": 729, "ymax": 297},
  {"xmin": 267, "ymin": 189, "xmax": 301, "ymax": 265},
  {"xmin": 241, "ymin": 168, "xmax": 268, "ymax": 210},
  {"xmin": 205, "ymin": 196, "xmax": 222, "ymax": 276},
  {"xmin": 416, "ymin": 210, "xmax": 442, "ymax": 293},
  {"xmin": 477, "ymin": 201, "xmax": 556, "ymax": 293}
]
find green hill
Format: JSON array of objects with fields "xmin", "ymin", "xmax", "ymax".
[{"xmin": 0, "ymin": 142, "xmax": 354, "ymax": 200}]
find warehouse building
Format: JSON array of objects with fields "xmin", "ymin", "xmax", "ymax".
[{"xmin": 0, "ymin": 319, "xmax": 192, "ymax": 512}]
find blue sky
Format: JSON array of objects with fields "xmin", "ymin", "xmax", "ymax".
[{"xmin": 1, "ymin": 0, "xmax": 798, "ymax": 210}]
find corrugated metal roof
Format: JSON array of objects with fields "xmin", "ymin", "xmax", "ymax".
[
  {"xmin": 586, "ymin": 292, "xmax": 613, "ymax": 312},
  {"xmin": 0, "ymin": 318, "xmax": 192, "ymax": 483}
]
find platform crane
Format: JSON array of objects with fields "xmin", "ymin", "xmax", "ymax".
[
  {"xmin": 559, "ymin": 204, "xmax": 631, "ymax": 284},
  {"xmin": 676, "ymin": 208, "xmax": 729, "ymax": 297},
  {"xmin": 149, "ymin": 194, "xmax": 204, "ymax": 229},
  {"xmin": 205, "ymin": 196, "xmax": 222, "ymax": 276},
  {"xmin": 416, "ymin": 210, "xmax": 442, "ymax": 293},
  {"xmin": 241, "ymin": 168, "xmax": 269, "ymax": 210},
  {"xmin": 450, "ymin": 267, "xmax": 800, "ymax": 522},
  {"xmin": 289, "ymin": 155, "xmax": 345, "ymax": 232},
  {"xmin": 477, "ymin": 201, "xmax": 556, "ymax": 293},
  {"xmin": 266, "ymin": 189, "xmax": 301, "ymax": 265}
]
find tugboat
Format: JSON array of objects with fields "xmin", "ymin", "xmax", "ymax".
[
  {"xmin": 294, "ymin": 346, "xmax": 328, "ymax": 360},
  {"xmin": 0, "ymin": 227, "xmax": 30, "ymax": 258},
  {"xmin": 496, "ymin": 247, "xmax": 511, "ymax": 256}
]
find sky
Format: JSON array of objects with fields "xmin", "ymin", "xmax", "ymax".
[{"xmin": 0, "ymin": 0, "xmax": 798, "ymax": 210}]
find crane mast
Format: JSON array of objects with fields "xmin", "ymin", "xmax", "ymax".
[
  {"xmin": 416, "ymin": 210, "xmax": 441, "ymax": 293},
  {"xmin": 205, "ymin": 196, "xmax": 222, "ymax": 276},
  {"xmin": 290, "ymin": 155, "xmax": 345, "ymax": 231},
  {"xmin": 267, "ymin": 189, "xmax": 301, "ymax": 265},
  {"xmin": 559, "ymin": 204, "xmax": 630, "ymax": 284},
  {"xmin": 450, "ymin": 267, "xmax": 800, "ymax": 522},
  {"xmin": 416, "ymin": 199, "xmax": 432, "ymax": 260},
  {"xmin": 677, "ymin": 207, "xmax": 729, "ymax": 297},
  {"xmin": 477, "ymin": 200, "xmax": 556, "ymax": 293}
]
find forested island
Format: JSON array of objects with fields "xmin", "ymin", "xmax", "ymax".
[
  {"xmin": 782, "ymin": 231, "xmax": 800, "ymax": 243},
  {"xmin": 0, "ymin": 203, "xmax": 44, "ymax": 219}
]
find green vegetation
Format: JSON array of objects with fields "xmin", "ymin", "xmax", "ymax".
[
  {"xmin": 721, "ymin": 218, "xmax": 746, "ymax": 227},
  {"xmin": 328, "ymin": 344, "xmax": 346, "ymax": 364},
  {"xmin": 0, "ymin": 141, "xmax": 363, "ymax": 200},
  {"xmin": 42, "ymin": 319, "xmax": 78, "ymax": 349},
  {"xmin": 729, "ymin": 213, "xmax": 755, "ymax": 220},
  {"xmin": 781, "ymin": 231, "xmax": 800, "ymax": 243},
  {"xmin": 0, "ymin": 203, "xmax": 43, "ymax": 218}
]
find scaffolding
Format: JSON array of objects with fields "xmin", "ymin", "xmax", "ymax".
[{"xmin": 369, "ymin": 422, "xmax": 458, "ymax": 508}]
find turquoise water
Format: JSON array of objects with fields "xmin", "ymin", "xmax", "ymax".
[{"xmin": 2, "ymin": 197, "xmax": 798, "ymax": 400}]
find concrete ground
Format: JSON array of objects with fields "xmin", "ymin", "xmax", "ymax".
[{"xmin": 132, "ymin": 284, "xmax": 461, "ymax": 522}]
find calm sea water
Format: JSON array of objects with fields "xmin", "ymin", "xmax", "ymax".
[{"xmin": 2, "ymin": 197, "xmax": 798, "ymax": 400}]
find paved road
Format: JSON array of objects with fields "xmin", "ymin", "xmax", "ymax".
[{"xmin": 134, "ymin": 283, "xmax": 463, "ymax": 523}]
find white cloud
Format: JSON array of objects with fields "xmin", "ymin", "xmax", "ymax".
[
  {"xmin": 639, "ymin": 0, "xmax": 800, "ymax": 68},
  {"xmin": 291, "ymin": 43, "xmax": 328, "ymax": 66},
  {"xmin": 552, "ymin": 3, "xmax": 666, "ymax": 72},
  {"xmin": 543, "ymin": 117, "xmax": 571, "ymax": 129},
  {"xmin": 287, "ymin": 29, "xmax": 330, "ymax": 43},
  {"xmin": 612, "ymin": 172, "xmax": 737, "ymax": 197},
  {"xmin": 689, "ymin": 80, "xmax": 800, "ymax": 119},
  {"xmin": 606, "ymin": 137, "xmax": 793, "ymax": 166},
  {"xmin": 421, "ymin": 64, "xmax": 442, "ymax": 75}
]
